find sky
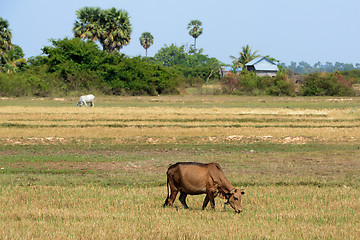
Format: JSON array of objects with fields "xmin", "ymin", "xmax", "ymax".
[{"xmin": 1, "ymin": 0, "xmax": 359, "ymax": 65}]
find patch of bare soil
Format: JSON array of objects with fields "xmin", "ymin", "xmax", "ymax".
[
  {"xmin": 5, "ymin": 160, "xmax": 167, "ymax": 174},
  {"xmin": 1, "ymin": 137, "xmax": 69, "ymax": 145},
  {"xmin": 326, "ymin": 98, "xmax": 353, "ymax": 102},
  {"xmin": 2, "ymin": 135, "xmax": 359, "ymax": 146}
]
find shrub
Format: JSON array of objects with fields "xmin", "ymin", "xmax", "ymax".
[
  {"xmin": 238, "ymin": 71, "xmax": 259, "ymax": 93},
  {"xmin": 264, "ymin": 74, "xmax": 296, "ymax": 96},
  {"xmin": 221, "ymin": 73, "xmax": 240, "ymax": 93},
  {"xmin": 221, "ymin": 72, "xmax": 296, "ymax": 96},
  {"xmin": 0, "ymin": 73, "xmax": 29, "ymax": 96},
  {"xmin": 340, "ymin": 70, "xmax": 360, "ymax": 83},
  {"xmin": 0, "ymin": 67, "xmax": 58, "ymax": 97},
  {"xmin": 100, "ymin": 57, "xmax": 179, "ymax": 95},
  {"xmin": 301, "ymin": 72, "xmax": 355, "ymax": 96}
]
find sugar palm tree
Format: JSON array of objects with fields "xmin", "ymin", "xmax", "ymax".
[
  {"xmin": 73, "ymin": 7, "xmax": 132, "ymax": 53},
  {"xmin": 0, "ymin": 17, "xmax": 12, "ymax": 66},
  {"xmin": 230, "ymin": 45, "xmax": 260, "ymax": 70},
  {"xmin": 73, "ymin": 7, "xmax": 102, "ymax": 42},
  {"xmin": 139, "ymin": 32, "xmax": 154, "ymax": 56},
  {"xmin": 187, "ymin": 20, "xmax": 203, "ymax": 51},
  {"xmin": 100, "ymin": 7, "xmax": 132, "ymax": 52}
]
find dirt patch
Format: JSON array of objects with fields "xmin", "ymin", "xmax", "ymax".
[
  {"xmin": 1, "ymin": 137, "xmax": 69, "ymax": 145},
  {"xmin": 1, "ymin": 135, "xmax": 359, "ymax": 146},
  {"xmin": 3, "ymin": 160, "xmax": 167, "ymax": 174},
  {"xmin": 326, "ymin": 98, "xmax": 353, "ymax": 102}
]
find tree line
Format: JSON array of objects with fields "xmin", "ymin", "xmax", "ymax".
[
  {"xmin": 0, "ymin": 8, "xmax": 220, "ymax": 96},
  {"xmin": 0, "ymin": 36, "xmax": 225, "ymax": 96},
  {"xmin": 280, "ymin": 61, "xmax": 360, "ymax": 74}
]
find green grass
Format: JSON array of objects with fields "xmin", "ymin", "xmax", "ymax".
[
  {"xmin": 1, "ymin": 95, "xmax": 360, "ymax": 109},
  {"xmin": 1, "ymin": 142, "xmax": 359, "ymax": 188}
]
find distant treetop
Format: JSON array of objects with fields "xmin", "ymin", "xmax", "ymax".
[{"xmin": 73, "ymin": 7, "xmax": 132, "ymax": 53}]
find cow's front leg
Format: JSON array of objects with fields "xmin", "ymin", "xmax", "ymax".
[
  {"xmin": 202, "ymin": 195, "xmax": 210, "ymax": 210},
  {"xmin": 208, "ymin": 190, "xmax": 216, "ymax": 209}
]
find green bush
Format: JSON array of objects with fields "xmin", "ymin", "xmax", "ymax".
[
  {"xmin": 153, "ymin": 44, "xmax": 221, "ymax": 83},
  {"xmin": 101, "ymin": 57, "xmax": 179, "ymax": 95},
  {"xmin": 239, "ymin": 72, "xmax": 259, "ymax": 93},
  {"xmin": 301, "ymin": 72, "xmax": 355, "ymax": 96},
  {"xmin": 340, "ymin": 70, "xmax": 360, "ymax": 83},
  {"xmin": 0, "ymin": 66, "xmax": 58, "ymax": 97},
  {"xmin": 263, "ymin": 74, "xmax": 296, "ymax": 96},
  {"xmin": 0, "ymin": 73, "xmax": 29, "ymax": 96}
]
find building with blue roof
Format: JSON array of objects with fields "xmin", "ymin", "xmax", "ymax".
[
  {"xmin": 219, "ymin": 66, "xmax": 242, "ymax": 79},
  {"xmin": 246, "ymin": 57, "xmax": 279, "ymax": 77}
]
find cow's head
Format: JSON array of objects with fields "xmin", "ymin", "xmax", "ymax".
[{"xmin": 226, "ymin": 188, "xmax": 245, "ymax": 213}]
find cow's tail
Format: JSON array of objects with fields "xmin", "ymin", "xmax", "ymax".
[{"xmin": 163, "ymin": 174, "xmax": 170, "ymax": 207}]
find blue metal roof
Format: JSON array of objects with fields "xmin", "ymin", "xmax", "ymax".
[
  {"xmin": 223, "ymin": 66, "xmax": 242, "ymax": 72},
  {"xmin": 246, "ymin": 57, "xmax": 278, "ymax": 71}
]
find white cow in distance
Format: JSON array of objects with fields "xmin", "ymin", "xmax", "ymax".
[{"xmin": 77, "ymin": 94, "xmax": 95, "ymax": 107}]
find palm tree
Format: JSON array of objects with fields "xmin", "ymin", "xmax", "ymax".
[
  {"xmin": 187, "ymin": 20, "xmax": 203, "ymax": 51},
  {"xmin": 0, "ymin": 17, "xmax": 12, "ymax": 66},
  {"xmin": 230, "ymin": 45, "xmax": 260, "ymax": 70},
  {"xmin": 100, "ymin": 8, "xmax": 132, "ymax": 52},
  {"xmin": 73, "ymin": 7, "xmax": 132, "ymax": 53},
  {"xmin": 139, "ymin": 32, "xmax": 154, "ymax": 56},
  {"xmin": 73, "ymin": 7, "xmax": 102, "ymax": 42}
]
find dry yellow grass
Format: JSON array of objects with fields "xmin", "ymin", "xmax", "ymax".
[
  {"xmin": 1, "ymin": 105, "xmax": 359, "ymax": 140},
  {"xmin": 2, "ymin": 126, "xmax": 360, "ymax": 141},
  {"xmin": 0, "ymin": 185, "xmax": 358, "ymax": 239},
  {"xmin": 0, "ymin": 105, "xmax": 336, "ymax": 117}
]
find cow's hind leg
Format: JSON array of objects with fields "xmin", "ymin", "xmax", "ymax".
[
  {"xmin": 164, "ymin": 177, "xmax": 179, "ymax": 207},
  {"xmin": 167, "ymin": 188, "xmax": 179, "ymax": 206},
  {"xmin": 164, "ymin": 190, "xmax": 178, "ymax": 207},
  {"xmin": 179, "ymin": 192, "xmax": 189, "ymax": 209},
  {"xmin": 164, "ymin": 190, "xmax": 177, "ymax": 207}
]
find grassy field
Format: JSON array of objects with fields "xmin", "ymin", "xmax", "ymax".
[{"xmin": 0, "ymin": 95, "xmax": 359, "ymax": 239}]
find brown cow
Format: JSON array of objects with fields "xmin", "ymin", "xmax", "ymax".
[{"xmin": 163, "ymin": 162, "xmax": 245, "ymax": 213}]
